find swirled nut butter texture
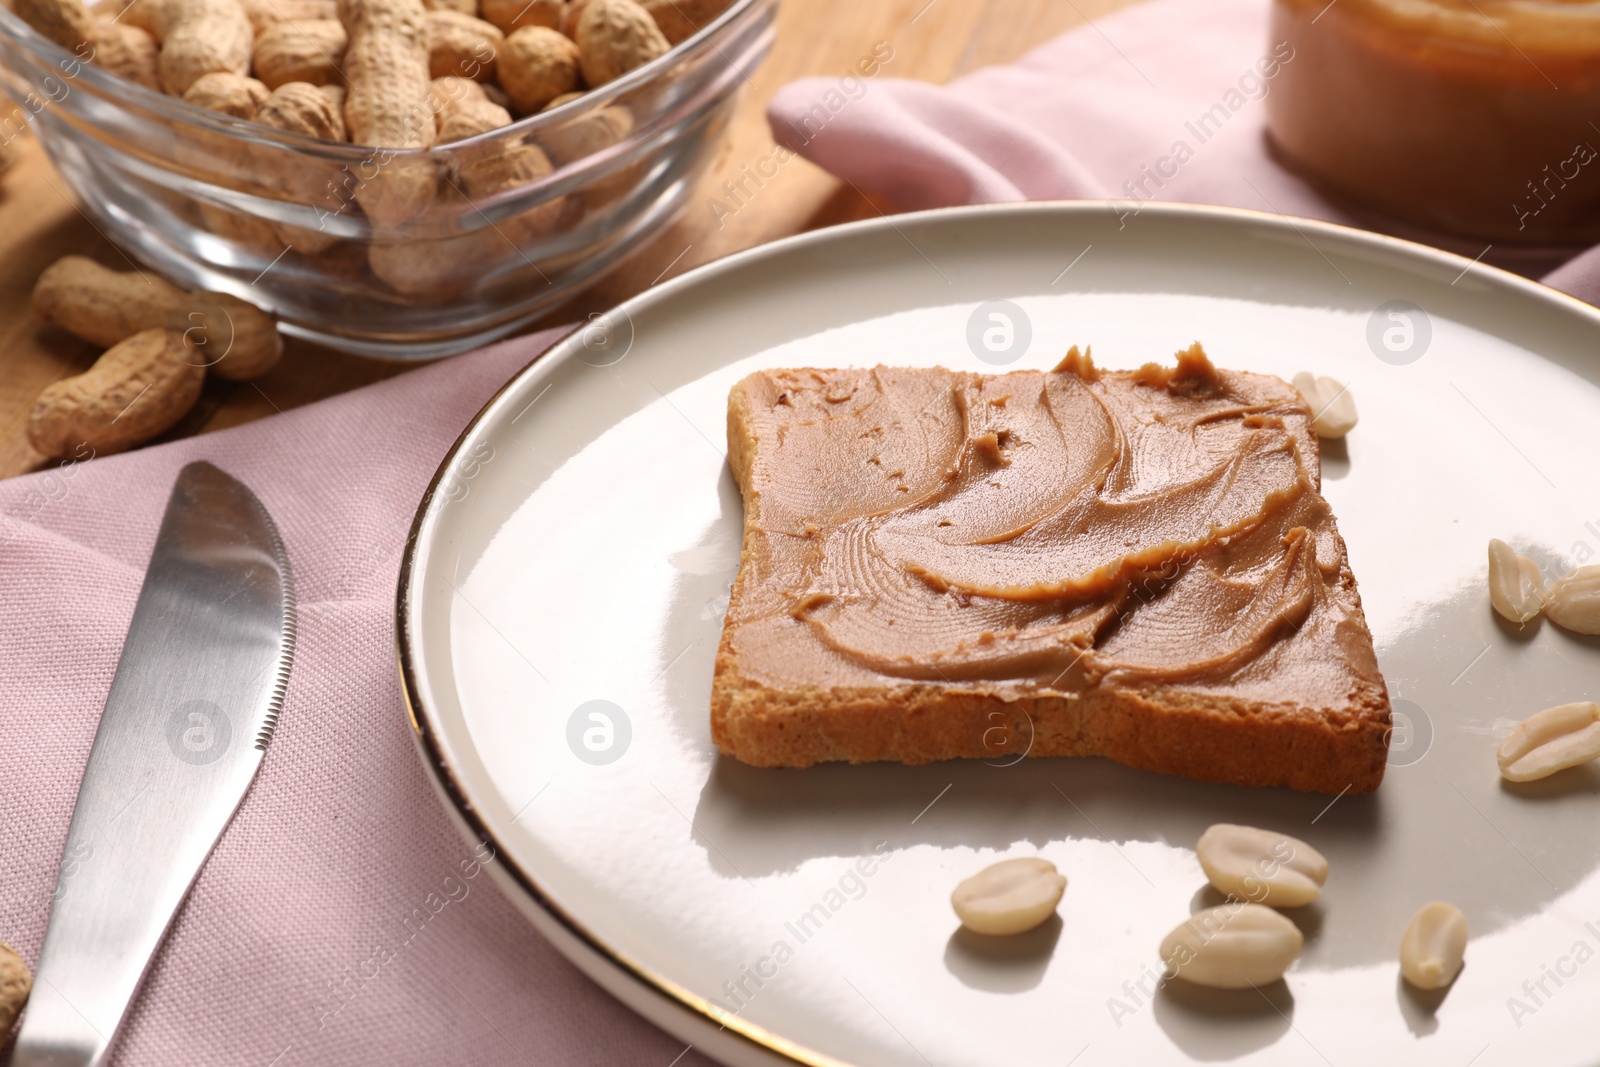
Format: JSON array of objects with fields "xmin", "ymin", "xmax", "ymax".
[{"xmin": 711, "ymin": 345, "xmax": 1392, "ymax": 794}]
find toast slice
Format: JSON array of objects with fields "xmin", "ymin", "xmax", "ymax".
[{"xmin": 710, "ymin": 345, "xmax": 1391, "ymax": 794}]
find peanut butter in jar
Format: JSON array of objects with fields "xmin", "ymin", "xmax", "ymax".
[{"xmin": 1265, "ymin": 0, "xmax": 1600, "ymax": 243}]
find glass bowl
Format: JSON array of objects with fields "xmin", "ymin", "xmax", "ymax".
[{"xmin": 0, "ymin": 0, "xmax": 776, "ymax": 358}]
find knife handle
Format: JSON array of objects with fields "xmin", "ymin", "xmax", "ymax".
[{"xmin": 12, "ymin": 742, "xmax": 262, "ymax": 1067}]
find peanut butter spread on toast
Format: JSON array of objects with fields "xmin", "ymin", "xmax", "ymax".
[{"xmin": 724, "ymin": 345, "xmax": 1385, "ymax": 711}]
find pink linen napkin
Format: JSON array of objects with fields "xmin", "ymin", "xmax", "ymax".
[
  {"xmin": 766, "ymin": 0, "xmax": 1600, "ymax": 304},
  {"xmin": 0, "ymin": 330, "xmax": 715, "ymax": 1067}
]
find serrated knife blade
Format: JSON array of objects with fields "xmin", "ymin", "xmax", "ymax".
[{"xmin": 12, "ymin": 462, "xmax": 296, "ymax": 1067}]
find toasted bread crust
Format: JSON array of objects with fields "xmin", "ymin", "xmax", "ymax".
[
  {"xmin": 711, "ymin": 667, "xmax": 1390, "ymax": 794},
  {"xmin": 714, "ymin": 369, "xmax": 1391, "ymax": 794}
]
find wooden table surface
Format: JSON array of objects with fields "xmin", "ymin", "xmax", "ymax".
[{"xmin": 0, "ymin": 0, "xmax": 1137, "ymax": 480}]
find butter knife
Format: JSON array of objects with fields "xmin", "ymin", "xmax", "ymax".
[{"xmin": 13, "ymin": 462, "xmax": 295, "ymax": 1067}]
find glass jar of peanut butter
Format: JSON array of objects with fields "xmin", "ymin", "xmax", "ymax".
[{"xmin": 1266, "ymin": 0, "xmax": 1600, "ymax": 243}]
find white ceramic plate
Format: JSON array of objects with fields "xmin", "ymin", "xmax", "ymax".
[{"xmin": 399, "ymin": 202, "xmax": 1600, "ymax": 1067}]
